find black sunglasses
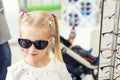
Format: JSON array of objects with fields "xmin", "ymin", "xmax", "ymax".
[{"xmin": 18, "ymin": 39, "xmax": 48, "ymax": 50}]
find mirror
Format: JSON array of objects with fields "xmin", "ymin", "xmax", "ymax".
[{"xmin": 5, "ymin": 0, "xmax": 102, "ymax": 80}]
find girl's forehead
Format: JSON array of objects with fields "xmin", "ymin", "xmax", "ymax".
[
  {"xmin": 20, "ymin": 26, "xmax": 50, "ymax": 39},
  {"xmin": 21, "ymin": 24, "xmax": 48, "ymax": 32},
  {"xmin": 21, "ymin": 32, "xmax": 49, "ymax": 40}
]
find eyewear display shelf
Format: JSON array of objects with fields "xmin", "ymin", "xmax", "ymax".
[
  {"xmin": 60, "ymin": 0, "xmax": 99, "ymax": 51},
  {"xmin": 98, "ymin": 0, "xmax": 120, "ymax": 80},
  {"xmin": 61, "ymin": 0, "xmax": 99, "ymax": 28}
]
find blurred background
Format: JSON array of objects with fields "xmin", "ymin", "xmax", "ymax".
[{"xmin": 3, "ymin": 0, "xmax": 102, "ymax": 80}]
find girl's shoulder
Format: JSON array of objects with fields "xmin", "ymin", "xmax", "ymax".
[
  {"xmin": 51, "ymin": 58, "xmax": 72, "ymax": 80},
  {"xmin": 52, "ymin": 57, "xmax": 67, "ymax": 69},
  {"xmin": 7, "ymin": 60, "xmax": 26, "ymax": 71}
]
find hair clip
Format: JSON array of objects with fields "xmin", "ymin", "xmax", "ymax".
[
  {"xmin": 21, "ymin": 10, "xmax": 27, "ymax": 16},
  {"xmin": 51, "ymin": 13, "xmax": 56, "ymax": 18}
]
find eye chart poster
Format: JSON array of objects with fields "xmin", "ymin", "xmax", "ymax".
[{"xmin": 98, "ymin": 0, "xmax": 120, "ymax": 80}]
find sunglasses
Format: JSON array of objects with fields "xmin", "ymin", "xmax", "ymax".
[
  {"xmin": 18, "ymin": 39, "xmax": 48, "ymax": 50},
  {"xmin": 81, "ymin": 2, "xmax": 91, "ymax": 6},
  {"xmin": 81, "ymin": 7, "xmax": 91, "ymax": 11}
]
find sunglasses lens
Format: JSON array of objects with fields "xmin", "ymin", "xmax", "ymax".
[
  {"xmin": 18, "ymin": 39, "xmax": 32, "ymax": 48},
  {"xmin": 86, "ymin": 2, "xmax": 91, "ymax": 6},
  {"xmin": 34, "ymin": 41, "xmax": 48, "ymax": 50},
  {"xmin": 86, "ymin": 8, "xmax": 90, "ymax": 11},
  {"xmin": 81, "ymin": 2, "xmax": 84, "ymax": 6}
]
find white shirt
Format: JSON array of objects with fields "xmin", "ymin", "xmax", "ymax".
[{"xmin": 6, "ymin": 58, "xmax": 72, "ymax": 80}]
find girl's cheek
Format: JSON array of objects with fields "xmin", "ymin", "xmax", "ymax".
[
  {"xmin": 18, "ymin": 33, "xmax": 22, "ymax": 38},
  {"xmin": 22, "ymin": 48, "xmax": 27, "ymax": 53}
]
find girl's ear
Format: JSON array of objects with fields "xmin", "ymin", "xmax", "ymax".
[
  {"xmin": 50, "ymin": 37, "xmax": 55, "ymax": 42},
  {"xmin": 48, "ymin": 36, "xmax": 53, "ymax": 41}
]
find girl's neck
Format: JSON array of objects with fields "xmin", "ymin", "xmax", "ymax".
[{"xmin": 24, "ymin": 55, "xmax": 51, "ymax": 68}]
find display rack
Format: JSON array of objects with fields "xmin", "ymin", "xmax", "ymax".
[
  {"xmin": 61, "ymin": 0, "xmax": 99, "ymax": 28},
  {"xmin": 98, "ymin": 0, "xmax": 120, "ymax": 80},
  {"xmin": 60, "ymin": 0, "xmax": 99, "ymax": 50}
]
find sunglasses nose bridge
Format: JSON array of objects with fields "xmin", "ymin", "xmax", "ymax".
[{"xmin": 28, "ymin": 43, "xmax": 38, "ymax": 51}]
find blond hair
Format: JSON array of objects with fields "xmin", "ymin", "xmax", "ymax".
[{"xmin": 18, "ymin": 10, "xmax": 63, "ymax": 62}]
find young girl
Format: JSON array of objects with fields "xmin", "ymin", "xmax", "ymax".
[{"xmin": 6, "ymin": 10, "xmax": 72, "ymax": 80}]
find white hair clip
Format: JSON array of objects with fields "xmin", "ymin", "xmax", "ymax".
[
  {"xmin": 49, "ymin": 21, "xmax": 54, "ymax": 27},
  {"xmin": 21, "ymin": 14, "xmax": 32, "ymax": 24}
]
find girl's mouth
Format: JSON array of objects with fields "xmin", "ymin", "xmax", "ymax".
[{"xmin": 30, "ymin": 54, "xmax": 38, "ymax": 56}]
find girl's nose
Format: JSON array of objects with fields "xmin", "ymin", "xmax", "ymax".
[{"xmin": 28, "ymin": 44, "xmax": 37, "ymax": 51}]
